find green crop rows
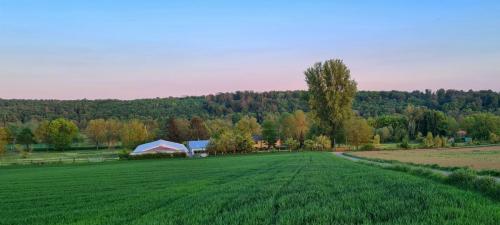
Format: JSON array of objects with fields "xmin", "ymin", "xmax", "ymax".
[{"xmin": 0, "ymin": 152, "xmax": 499, "ymax": 225}]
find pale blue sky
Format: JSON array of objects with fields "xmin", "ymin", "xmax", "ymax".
[{"xmin": 0, "ymin": 0, "xmax": 499, "ymax": 99}]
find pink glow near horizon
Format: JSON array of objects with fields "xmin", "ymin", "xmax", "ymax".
[{"xmin": 1, "ymin": 1, "xmax": 499, "ymax": 99}]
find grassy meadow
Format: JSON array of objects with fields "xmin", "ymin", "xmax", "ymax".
[
  {"xmin": 0, "ymin": 148, "xmax": 121, "ymax": 166},
  {"xmin": 1, "ymin": 152, "xmax": 499, "ymax": 225},
  {"xmin": 350, "ymin": 146, "xmax": 500, "ymax": 171}
]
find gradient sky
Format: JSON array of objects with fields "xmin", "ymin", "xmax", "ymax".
[{"xmin": 1, "ymin": 0, "xmax": 499, "ymax": 99}]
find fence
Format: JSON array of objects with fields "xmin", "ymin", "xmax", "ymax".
[{"xmin": 0, "ymin": 157, "xmax": 119, "ymax": 167}]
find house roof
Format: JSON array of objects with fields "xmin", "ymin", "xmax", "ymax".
[
  {"xmin": 132, "ymin": 140, "xmax": 189, "ymax": 154},
  {"xmin": 187, "ymin": 140, "xmax": 210, "ymax": 150},
  {"xmin": 252, "ymin": 135, "xmax": 263, "ymax": 141}
]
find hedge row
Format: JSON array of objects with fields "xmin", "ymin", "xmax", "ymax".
[{"xmin": 118, "ymin": 152, "xmax": 187, "ymax": 160}]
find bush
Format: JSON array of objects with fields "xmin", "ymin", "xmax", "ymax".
[
  {"xmin": 119, "ymin": 152, "xmax": 187, "ymax": 160},
  {"xmin": 358, "ymin": 143, "xmax": 375, "ymax": 151},
  {"xmin": 473, "ymin": 177, "xmax": 497, "ymax": 194},
  {"xmin": 117, "ymin": 149, "xmax": 132, "ymax": 160},
  {"xmin": 447, "ymin": 168, "xmax": 477, "ymax": 187},
  {"xmin": 373, "ymin": 134, "xmax": 380, "ymax": 146},
  {"xmin": 399, "ymin": 135, "xmax": 410, "ymax": 149},
  {"xmin": 489, "ymin": 133, "xmax": 499, "ymax": 144},
  {"xmin": 304, "ymin": 139, "xmax": 315, "ymax": 150},
  {"xmin": 446, "ymin": 168, "xmax": 500, "ymax": 200},
  {"xmin": 477, "ymin": 170, "xmax": 500, "ymax": 177},
  {"xmin": 20, "ymin": 149, "xmax": 30, "ymax": 159},
  {"xmin": 424, "ymin": 132, "xmax": 434, "ymax": 148},
  {"xmin": 284, "ymin": 138, "xmax": 300, "ymax": 151}
]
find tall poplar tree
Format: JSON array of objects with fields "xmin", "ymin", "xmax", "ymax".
[{"xmin": 305, "ymin": 59, "xmax": 357, "ymax": 148}]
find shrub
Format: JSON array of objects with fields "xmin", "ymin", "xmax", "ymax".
[
  {"xmin": 20, "ymin": 149, "xmax": 30, "ymax": 159},
  {"xmin": 447, "ymin": 168, "xmax": 476, "ymax": 187},
  {"xmin": 434, "ymin": 135, "xmax": 443, "ymax": 148},
  {"xmin": 441, "ymin": 136, "xmax": 448, "ymax": 147},
  {"xmin": 424, "ymin": 132, "xmax": 434, "ymax": 148},
  {"xmin": 119, "ymin": 152, "xmax": 187, "ymax": 160},
  {"xmin": 399, "ymin": 135, "xmax": 410, "ymax": 149},
  {"xmin": 359, "ymin": 144, "xmax": 375, "ymax": 151},
  {"xmin": 415, "ymin": 132, "xmax": 424, "ymax": 142},
  {"xmin": 477, "ymin": 170, "xmax": 500, "ymax": 177},
  {"xmin": 373, "ymin": 134, "xmax": 380, "ymax": 146},
  {"xmin": 473, "ymin": 177, "xmax": 497, "ymax": 194},
  {"xmin": 304, "ymin": 139, "xmax": 315, "ymax": 150},
  {"xmin": 489, "ymin": 133, "xmax": 499, "ymax": 144},
  {"xmin": 117, "ymin": 149, "xmax": 132, "ymax": 160},
  {"xmin": 390, "ymin": 165, "xmax": 411, "ymax": 173},
  {"xmin": 315, "ymin": 135, "xmax": 331, "ymax": 151},
  {"xmin": 284, "ymin": 138, "xmax": 300, "ymax": 151}
]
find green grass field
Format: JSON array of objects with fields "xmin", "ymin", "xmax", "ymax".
[
  {"xmin": 1, "ymin": 152, "xmax": 499, "ymax": 225},
  {"xmin": 0, "ymin": 149, "xmax": 121, "ymax": 166}
]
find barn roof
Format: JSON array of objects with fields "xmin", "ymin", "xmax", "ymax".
[
  {"xmin": 132, "ymin": 140, "xmax": 189, "ymax": 155},
  {"xmin": 187, "ymin": 140, "xmax": 210, "ymax": 150}
]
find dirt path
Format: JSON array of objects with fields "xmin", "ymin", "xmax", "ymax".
[{"xmin": 333, "ymin": 152, "xmax": 500, "ymax": 183}]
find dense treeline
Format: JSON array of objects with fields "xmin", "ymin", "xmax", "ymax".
[
  {"xmin": 355, "ymin": 89, "xmax": 500, "ymax": 117},
  {"xmin": 0, "ymin": 89, "xmax": 498, "ymax": 127}
]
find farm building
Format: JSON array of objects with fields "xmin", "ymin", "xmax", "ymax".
[
  {"xmin": 187, "ymin": 140, "xmax": 210, "ymax": 155},
  {"xmin": 131, "ymin": 140, "xmax": 190, "ymax": 155}
]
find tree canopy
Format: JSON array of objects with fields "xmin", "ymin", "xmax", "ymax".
[
  {"xmin": 47, "ymin": 118, "xmax": 79, "ymax": 150},
  {"xmin": 305, "ymin": 59, "xmax": 357, "ymax": 145}
]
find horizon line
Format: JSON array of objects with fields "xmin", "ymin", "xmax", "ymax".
[{"xmin": 1, "ymin": 88, "xmax": 499, "ymax": 101}]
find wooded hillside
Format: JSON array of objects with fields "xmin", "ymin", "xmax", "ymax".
[{"xmin": 1, "ymin": 89, "xmax": 498, "ymax": 126}]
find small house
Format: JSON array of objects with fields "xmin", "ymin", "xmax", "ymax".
[{"xmin": 187, "ymin": 140, "xmax": 210, "ymax": 156}]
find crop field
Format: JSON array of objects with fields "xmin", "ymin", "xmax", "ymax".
[
  {"xmin": 350, "ymin": 146, "xmax": 500, "ymax": 171},
  {"xmin": 0, "ymin": 152, "xmax": 499, "ymax": 225}
]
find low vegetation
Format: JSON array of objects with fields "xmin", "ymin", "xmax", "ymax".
[
  {"xmin": 1, "ymin": 152, "xmax": 499, "ymax": 225},
  {"xmin": 350, "ymin": 146, "xmax": 500, "ymax": 171},
  {"xmin": 0, "ymin": 148, "xmax": 121, "ymax": 166},
  {"xmin": 372, "ymin": 163, "xmax": 500, "ymax": 200},
  {"xmin": 118, "ymin": 151, "xmax": 187, "ymax": 160}
]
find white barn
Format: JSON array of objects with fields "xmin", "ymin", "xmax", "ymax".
[{"xmin": 131, "ymin": 140, "xmax": 190, "ymax": 155}]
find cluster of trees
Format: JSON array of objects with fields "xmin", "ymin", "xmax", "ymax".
[
  {"xmin": 355, "ymin": 89, "xmax": 499, "ymax": 117},
  {"xmin": 206, "ymin": 116, "xmax": 258, "ymax": 154},
  {"xmin": 368, "ymin": 108, "xmax": 500, "ymax": 144},
  {"xmin": 207, "ymin": 112, "xmax": 335, "ymax": 154},
  {"xmin": 0, "ymin": 118, "xmax": 150, "ymax": 153},
  {"xmin": 0, "ymin": 127, "xmax": 7, "ymax": 155},
  {"xmin": 0, "ymin": 118, "xmax": 79, "ymax": 152}
]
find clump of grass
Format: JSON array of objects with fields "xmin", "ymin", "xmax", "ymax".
[
  {"xmin": 447, "ymin": 169, "xmax": 500, "ymax": 200},
  {"xmin": 477, "ymin": 169, "xmax": 500, "ymax": 177},
  {"xmin": 386, "ymin": 164, "xmax": 446, "ymax": 182},
  {"xmin": 447, "ymin": 168, "xmax": 476, "ymax": 186},
  {"xmin": 362, "ymin": 162, "xmax": 500, "ymax": 201}
]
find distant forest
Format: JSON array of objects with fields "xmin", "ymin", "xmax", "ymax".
[{"xmin": 1, "ymin": 89, "xmax": 499, "ymax": 127}]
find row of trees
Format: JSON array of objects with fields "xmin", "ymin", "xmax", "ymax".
[
  {"xmin": 0, "ymin": 118, "xmax": 79, "ymax": 152},
  {"xmin": 0, "ymin": 118, "xmax": 153, "ymax": 152},
  {"xmin": 369, "ymin": 110, "xmax": 500, "ymax": 143}
]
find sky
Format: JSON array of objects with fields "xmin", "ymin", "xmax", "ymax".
[{"xmin": 0, "ymin": 0, "xmax": 499, "ymax": 100}]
